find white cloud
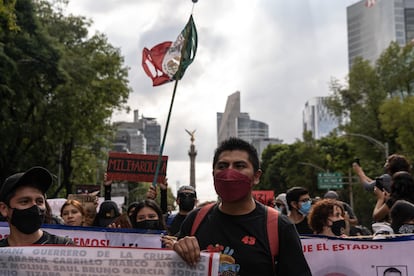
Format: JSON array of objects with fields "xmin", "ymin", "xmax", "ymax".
[{"xmin": 65, "ymin": 0, "xmax": 359, "ymax": 202}]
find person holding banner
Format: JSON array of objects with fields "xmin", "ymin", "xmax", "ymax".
[
  {"xmin": 130, "ymin": 199, "xmax": 166, "ymax": 230},
  {"xmin": 128, "ymin": 199, "xmax": 177, "ymax": 248},
  {"xmin": 308, "ymin": 198, "xmax": 348, "ymax": 237},
  {"xmin": 60, "ymin": 199, "xmax": 85, "ymax": 226},
  {"xmin": 0, "ymin": 167, "xmax": 74, "ymax": 246},
  {"xmin": 173, "ymin": 138, "xmax": 311, "ymax": 275}
]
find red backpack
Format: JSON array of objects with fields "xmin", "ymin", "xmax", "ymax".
[{"xmin": 190, "ymin": 203, "xmax": 279, "ymax": 264}]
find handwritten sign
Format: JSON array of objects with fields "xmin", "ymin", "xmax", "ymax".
[{"xmin": 106, "ymin": 152, "xmax": 168, "ymax": 183}]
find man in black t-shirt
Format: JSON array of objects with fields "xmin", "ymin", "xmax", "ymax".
[
  {"xmin": 173, "ymin": 138, "xmax": 311, "ymax": 275},
  {"xmin": 168, "ymin": 185, "xmax": 197, "ymax": 236},
  {"xmin": 0, "ymin": 167, "xmax": 73, "ymax": 247},
  {"xmin": 286, "ymin": 186, "xmax": 313, "ymax": 235}
]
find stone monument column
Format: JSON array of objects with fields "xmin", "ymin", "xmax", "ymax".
[{"xmin": 186, "ymin": 129, "xmax": 197, "ymax": 189}]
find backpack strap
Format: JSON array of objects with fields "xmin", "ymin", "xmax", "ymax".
[
  {"xmin": 191, "ymin": 203, "xmax": 216, "ymax": 236},
  {"xmin": 265, "ymin": 206, "xmax": 279, "ymax": 265}
]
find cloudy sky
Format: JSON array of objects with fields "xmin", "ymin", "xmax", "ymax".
[{"xmin": 65, "ymin": 0, "xmax": 362, "ymax": 202}]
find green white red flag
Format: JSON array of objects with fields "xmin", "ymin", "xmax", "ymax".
[{"xmin": 142, "ymin": 15, "xmax": 197, "ymax": 86}]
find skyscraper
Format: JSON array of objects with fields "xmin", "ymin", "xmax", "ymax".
[
  {"xmin": 113, "ymin": 110, "xmax": 160, "ymax": 154},
  {"xmin": 303, "ymin": 97, "xmax": 341, "ymax": 139},
  {"xmin": 217, "ymin": 91, "xmax": 281, "ymax": 157},
  {"xmin": 347, "ymin": 0, "xmax": 414, "ymax": 68}
]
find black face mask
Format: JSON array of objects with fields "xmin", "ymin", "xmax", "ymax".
[
  {"xmin": 331, "ymin": 219, "xmax": 346, "ymax": 236},
  {"xmin": 134, "ymin": 219, "xmax": 161, "ymax": 230},
  {"xmin": 179, "ymin": 197, "xmax": 196, "ymax": 212},
  {"xmin": 10, "ymin": 205, "xmax": 45, "ymax": 234}
]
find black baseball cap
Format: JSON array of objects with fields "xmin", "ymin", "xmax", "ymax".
[{"xmin": 0, "ymin": 167, "xmax": 53, "ymax": 202}]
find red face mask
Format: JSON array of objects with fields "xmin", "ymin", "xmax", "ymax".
[{"xmin": 214, "ymin": 169, "xmax": 253, "ymax": 202}]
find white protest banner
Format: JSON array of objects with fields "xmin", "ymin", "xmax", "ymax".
[
  {"xmin": 0, "ymin": 246, "xmax": 220, "ymax": 276},
  {"xmin": 0, "ymin": 222, "xmax": 163, "ymax": 248},
  {"xmin": 302, "ymin": 235, "xmax": 414, "ymax": 275}
]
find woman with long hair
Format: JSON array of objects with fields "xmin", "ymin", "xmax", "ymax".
[{"xmin": 60, "ymin": 199, "xmax": 85, "ymax": 226}]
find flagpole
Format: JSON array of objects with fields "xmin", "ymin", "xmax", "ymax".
[
  {"xmin": 151, "ymin": 78, "xmax": 179, "ymax": 188},
  {"xmin": 151, "ymin": 15, "xmax": 194, "ymax": 188}
]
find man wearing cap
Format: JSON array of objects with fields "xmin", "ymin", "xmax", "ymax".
[
  {"xmin": 168, "ymin": 185, "xmax": 197, "ymax": 236},
  {"xmin": 0, "ymin": 167, "xmax": 74, "ymax": 246}
]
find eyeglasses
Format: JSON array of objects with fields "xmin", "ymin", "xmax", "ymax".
[{"xmin": 299, "ymin": 198, "xmax": 312, "ymax": 203}]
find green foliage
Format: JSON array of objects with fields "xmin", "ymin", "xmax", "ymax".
[
  {"xmin": 0, "ymin": 0, "xmax": 131, "ymax": 197},
  {"xmin": 259, "ymin": 134, "xmax": 378, "ymax": 227},
  {"xmin": 376, "ymin": 41, "xmax": 414, "ymax": 97},
  {"xmin": 0, "ymin": 0, "xmax": 19, "ymax": 34},
  {"xmin": 380, "ymin": 96, "xmax": 414, "ymax": 157}
]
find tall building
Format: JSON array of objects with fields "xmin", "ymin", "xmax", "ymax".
[
  {"xmin": 347, "ymin": 0, "xmax": 414, "ymax": 68},
  {"xmin": 113, "ymin": 110, "xmax": 160, "ymax": 154},
  {"xmin": 303, "ymin": 97, "xmax": 341, "ymax": 139},
  {"xmin": 217, "ymin": 91, "xmax": 282, "ymax": 158}
]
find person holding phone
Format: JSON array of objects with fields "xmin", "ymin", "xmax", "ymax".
[
  {"xmin": 352, "ymin": 154, "xmax": 410, "ymax": 193},
  {"xmin": 373, "ymin": 171, "xmax": 414, "ymax": 222}
]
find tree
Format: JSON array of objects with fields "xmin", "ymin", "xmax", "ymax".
[
  {"xmin": 37, "ymin": 0, "xmax": 131, "ymax": 196},
  {"xmin": 376, "ymin": 41, "xmax": 414, "ymax": 98},
  {"xmin": 0, "ymin": 0, "xmax": 131, "ymax": 198},
  {"xmin": 0, "ymin": 0, "xmax": 19, "ymax": 35},
  {"xmin": 0, "ymin": 0, "xmax": 64, "ymax": 180},
  {"xmin": 259, "ymin": 134, "xmax": 380, "ymax": 227},
  {"xmin": 380, "ymin": 96, "xmax": 414, "ymax": 157},
  {"xmin": 327, "ymin": 57, "xmax": 388, "ymax": 162}
]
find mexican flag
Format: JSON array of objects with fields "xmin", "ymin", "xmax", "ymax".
[{"xmin": 142, "ymin": 15, "xmax": 198, "ymax": 86}]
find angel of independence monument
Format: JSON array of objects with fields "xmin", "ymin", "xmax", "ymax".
[{"xmin": 186, "ymin": 129, "xmax": 197, "ymax": 189}]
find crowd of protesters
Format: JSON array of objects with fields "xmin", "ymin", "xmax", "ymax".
[
  {"xmin": 1, "ymin": 154, "xmax": 413, "ymax": 242},
  {"xmin": 1, "ymin": 138, "xmax": 414, "ymax": 274},
  {"xmin": 266, "ymin": 153, "xmax": 414, "ymax": 239}
]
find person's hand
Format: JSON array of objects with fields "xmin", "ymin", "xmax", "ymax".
[
  {"xmin": 161, "ymin": 234, "xmax": 177, "ymax": 249},
  {"xmin": 159, "ymin": 178, "xmax": 168, "ymax": 191},
  {"xmin": 172, "ymin": 236, "xmax": 201, "ymax": 266},
  {"xmin": 352, "ymin": 162, "xmax": 363, "ymax": 174},
  {"xmin": 103, "ymin": 172, "xmax": 112, "ymax": 186},
  {"xmin": 374, "ymin": 186, "xmax": 388, "ymax": 201},
  {"xmin": 146, "ymin": 186, "xmax": 157, "ymax": 200},
  {"xmin": 344, "ymin": 211, "xmax": 350, "ymax": 221},
  {"xmin": 108, "ymin": 222, "xmax": 121, "ymax": 228}
]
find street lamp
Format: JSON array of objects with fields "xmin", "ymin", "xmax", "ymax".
[
  {"xmin": 344, "ymin": 133, "xmax": 389, "ymax": 160},
  {"xmin": 298, "ymin": 162, "xmax": 326, "ymax": 172}
]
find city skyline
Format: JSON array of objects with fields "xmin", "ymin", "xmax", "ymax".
[{"xmin": 65, "ymin": 0, "xmax": 364, "ymax": 201}]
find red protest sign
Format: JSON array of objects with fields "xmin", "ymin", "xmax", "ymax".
[
  {"xmin": 106, "ymin": 152, "xmax": 168, "ymax": 183},
  {"xmin": 252, "ymin": 190, "xmax": 275, "ymax": 206}
]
